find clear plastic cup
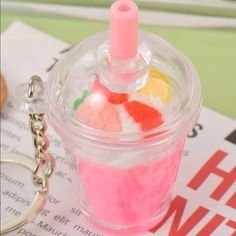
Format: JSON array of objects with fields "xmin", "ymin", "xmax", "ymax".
[{"xmin": 46, "ymin": 30, "xmax": 201, "ymax": 235}]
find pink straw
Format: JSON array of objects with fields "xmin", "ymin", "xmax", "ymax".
[{"xmin": 109, "ymin": 0, "xmax": 138, "ymax": 60}]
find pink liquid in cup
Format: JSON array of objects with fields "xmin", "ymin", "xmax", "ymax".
[{"xmin": 76, "ymin": 141, "xmax": 183, "ymax": 231}]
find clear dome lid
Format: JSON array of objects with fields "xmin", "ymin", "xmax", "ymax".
[{"xmin": 46, "ymin": 0, "xmax": 201, "ymax": 144}]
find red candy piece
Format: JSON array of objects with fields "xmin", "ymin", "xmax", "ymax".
[
  {"xmin": 92, "ymin": 77, "xmax": 128, "ymax": 104},
  {"xmin": 124, "ymin": 101, "xmax": 163, "ymax": 131}
]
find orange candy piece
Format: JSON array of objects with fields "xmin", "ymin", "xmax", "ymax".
[{"xmin": 138, "ymin": 68, "xmax": 172, "ymax": 104}]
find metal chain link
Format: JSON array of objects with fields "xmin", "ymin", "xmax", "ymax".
[
  {"xmin": 28, "ymin": 76, "xmax": 55, "ymax": 191},
  {"xmin": 0, "ymin": 75, "xmax": 56, "ymax": 235}
]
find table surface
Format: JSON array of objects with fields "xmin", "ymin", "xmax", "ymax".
[{"xmin": 1, "ymin": 10, "xmax": 236, "ymax": 119}]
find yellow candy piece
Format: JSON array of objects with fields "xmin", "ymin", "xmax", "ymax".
[{"xmin": 138, "ymin": 68, "xmax": 172, "ymax": 104}]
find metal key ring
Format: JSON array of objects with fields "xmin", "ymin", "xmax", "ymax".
[{"xmin": 1, "ymin": 153, "xmax": 48, "ymax": 235}]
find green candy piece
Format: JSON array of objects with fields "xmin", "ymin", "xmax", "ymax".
[{"xmin": 73, "ymin": 90, "xmax": 90, "ymax": 110}]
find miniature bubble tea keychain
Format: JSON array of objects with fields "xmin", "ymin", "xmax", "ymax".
[{"xmin": 1, "ymin": 0, "xmax": 201, "ymax": 235}]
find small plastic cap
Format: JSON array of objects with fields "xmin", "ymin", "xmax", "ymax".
[{"xmin": 109, "ymin": 0, "xmax": 138, "ymax": 60}]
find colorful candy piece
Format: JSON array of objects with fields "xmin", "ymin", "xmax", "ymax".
[
  {"xmin": 75, "ymin": 94, "xmax": 122, "ymax": 132},
  {"xmin": 92, "ymin": 77, "xmax": 128, "ymax": 104},
  {"xmin": 124, "ymin": 101, "xmax": 163, "ymax": 131},
  {"xmin": 138, "ymin": 68, "xmax": 172, "ymax": 104},
  {"xmin": 73, "ymin": 90, "xmax": 90, "ymax": 110}
]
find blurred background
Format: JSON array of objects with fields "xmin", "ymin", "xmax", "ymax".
[{"xmin": 1, "ymin": 0, "xmax": 236, "ymax": 118}]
